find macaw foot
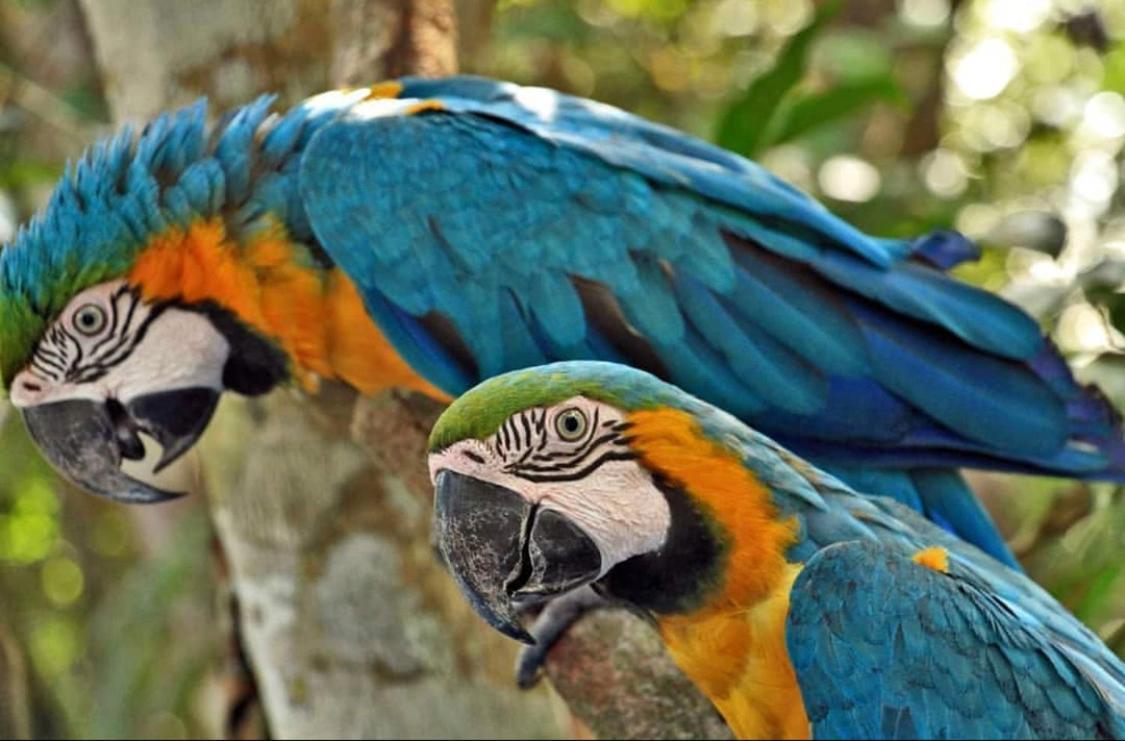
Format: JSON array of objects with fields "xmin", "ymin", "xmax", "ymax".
[{"xmin": 515, "ymin": 585, "xmax": 610, "ymax": 689}]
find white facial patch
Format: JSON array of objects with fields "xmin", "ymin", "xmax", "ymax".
[
  {"xmin": 10, "ymin": 280, "xmax": 229, "ymax": 408},
  {"xmin": 429, "ymin": 396, "xmax": 672, "ymax": 577}
]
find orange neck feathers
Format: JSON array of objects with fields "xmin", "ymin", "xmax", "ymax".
[
  {"xmin": 128, "ymin": 217, "xmax": 445, "ymax": 399},
  {"xmin": 626, "ymin": 408, "xmax": 799, "ymax": 613},
  {"xmin": 626, "ymin": 408, "xmax": 809, "ymax": 739}
]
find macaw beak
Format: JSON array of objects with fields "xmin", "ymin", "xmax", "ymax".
[
  {"xmin": 432, "ymin": 469, "xmax": 602, "ymax": 644},
  {"xmin": 20, "ymin": 387, "xmax": 220, "ymax": 504}
]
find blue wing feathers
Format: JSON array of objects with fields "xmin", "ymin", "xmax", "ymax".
[
  {"xmin": 655, "ymin": 329, "xmax": 768, "ymax": 419},
  {"xmin": 787, "ymin": 539, "xmax": 1125, "ymax": 739},
  {"xmin": 294, "ymin": 76, "xmax": 1125, "ymax": 566},
  {"xmin": 675, "ymin": 273, "xmax": 826, "ymax": 415},
  {"xmin": 673, "ymin": 221, "xmax": 737, "ymax": 293},
  {"xmin": 815, "ymin": 250, "xmax": 1043, "ymax": 360},
  {"xmin": 727, "ymin": 242, "xmax": 870, "ymax": 376},
  {"xmin": 497, "ymin": 289, "xmax": 550, "ymax": 372},
  {"xmin": 524, "ymin": 272, "xmax": 587, "ymax": 347},
  {"xmin": 615, "ymin": 254, "xmax": 685, "ymax": 345},
  {"xmin": 361, "ymin": 289, "xmax": 475, "ymax": 394},
  {"xmin": 908, "ymin": 229, "xmax": 981, "ymax": 270},
  {"xmin": 851, "ymin": 299, "xmax": 1066, "ymax": 455},
  {"xmin": 820, "ymin": 466, "xmax": 924, "ymax": 512}
]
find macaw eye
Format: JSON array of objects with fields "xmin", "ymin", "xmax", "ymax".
[
  {"xmin": 555, "ymin": 407, "xmax": 588, "ymax": 441},
  {"xmin": 72, "ymin": 304, "xmax": 107, "ymax": 336}
]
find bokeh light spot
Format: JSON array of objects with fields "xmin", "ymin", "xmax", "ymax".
[
  {"xmin": 42, "ymin": 557, "xmax": 85, "ymax": 607},
  {"xmin": 710, "ymin": 0, "xmax": 759, "ymax": 37},
  {"xmin": 950, "ymin": 38, "xmax": 1019, "ymax": 100},
  {"xmin": 1058, "ymin": 302, "xmax": 1114, "ymax": 352},
  {"xmin": 0, "ymin": 192, "xmax": 16, "ymax": 243},
  {"xmin": 818, "ymin": 155, "xmax": 881, "ymax": 202},
  {"xmin": 922, "ymin": 149, "xmax": 969, "ymax": 198},
  {"xmin": 983, "ymin": 0, "xmax": 1052, "ymax": 33},
  {"xmin": 29, "ymin": 617, "xmax": 80, "ymax": 679},
  {"xmin": 899, "ymin": 0, "xmax": 950, "ymax": 28},
  {"xmin": 1080, "ymin": 92, "xmax": 1125, "ymax": 140},
  {"xmin": 1070, "ymin": 150, "xmax": 1119, "ymax": 211}
]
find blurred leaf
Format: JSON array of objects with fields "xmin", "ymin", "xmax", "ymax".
[
  {"xmin": 1108, "ymin": 296, "xmax": 1125, "ymax": 335},
  {"xmin": 814, "ymin": 29, "xmax": 896, "ymax": 83},
  {"xmin": 0, "ymin": 159, "xmax": 62, "ymax": 191},
  {"xmin": 59, "ymin": 85, "xmax": 109, "ymax": 124},
  {"xmin": 1102, "ymin": 42, "xmax": 1125, "ymax": 92},
  {"xmin": 494, "ymin": 1, "xmax": 588, "ymax": 43},
  {"xmin": 714, "ymin": 0, "xmax": 839, "ymax": 156},
  {"xmin": 1078, "ymin": 566, "xmax": 1121, "ymax": 622},
  {"xmin": 770, "ymin": 75, "xmax": 907, "ymax": 146}
]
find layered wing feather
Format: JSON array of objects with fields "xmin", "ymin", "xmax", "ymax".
[
  {"xmin": 295, "ymin": 76, "xmax": 1125, "ymax": 565},
  {"xmin": 787, "ymin": 536, "xmax": 1125, "ymax": 739}
]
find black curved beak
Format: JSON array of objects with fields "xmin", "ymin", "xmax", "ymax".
[
  {"xmin": 20, "ymin": 387, "xmax": 220, "ymax": 504},
  {"xmin": 433, "ymin": 469, "xmax": 602, "ymax": 644}
]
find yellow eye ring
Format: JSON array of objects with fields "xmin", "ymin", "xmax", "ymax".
[
  {"xmin": 72, "ymin": 303, "xmax": 107, "ymax": 336},
  {"xmin": 555, "ymin": 407, "xmax": 588, "ymax": 441}
]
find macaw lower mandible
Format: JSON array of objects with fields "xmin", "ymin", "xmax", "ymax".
[
  {"xmin": 0, "ymin": 76, "xmax": 1121, "ymax": 567},
  {"xmin": 428, "ymin": 361, "xmax": 1125, "ymax": 740}
]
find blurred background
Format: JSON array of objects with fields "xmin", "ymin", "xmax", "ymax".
[{"xmin": 0, "ymin": 0, "xmax": 1122, "ymax": 736}]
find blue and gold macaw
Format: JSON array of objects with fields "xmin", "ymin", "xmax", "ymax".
[
  {"xmin": 428, "ymin": 361, "xmax": 1125, "ymax": 739},
  {"xmin": 1, "ymin": 76, "xmax": 1122, "ymax": 570}
]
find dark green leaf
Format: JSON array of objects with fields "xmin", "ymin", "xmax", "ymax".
[
  {"xmin": 770, "ymin": 75, "xmax": 907, "ymax": 145},
  {"xmin": 714, "ymin": 0, "xmax": 840, "ymax": 157},
  {"xmin": 1093, "ymin": 291, "xmax": 1125, "ymax": 334}
]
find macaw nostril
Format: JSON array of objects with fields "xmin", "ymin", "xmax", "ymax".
[{"xmin": 106, "ymin": 399, "xmax": 146, "ymax": 461}]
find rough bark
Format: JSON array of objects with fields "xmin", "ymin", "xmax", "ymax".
[
  {"xmin": 197, "ymin": 387, "xmax": 567, "ymax": 738},
  {"xmin": 79, "ymin": 1, "xmax": 727, "ymax": 737}
]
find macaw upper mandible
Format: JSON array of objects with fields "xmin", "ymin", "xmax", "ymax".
[
  {"xmin": 427, "ymin": 360, "xmax": 1125, "ymax": 740},
  {"xmin": 0, "ymin": 76, "xmax": 1121, "ymax": 565}
]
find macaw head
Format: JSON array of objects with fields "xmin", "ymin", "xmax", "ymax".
[
  {"xmin": 0, "ymin": 96, "xmax": 341, "ymax": 503},
  {"xmin": 427, "ymin": 361, "xmax": 797, "ymax": 642}
]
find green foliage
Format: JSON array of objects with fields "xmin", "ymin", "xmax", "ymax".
[
  {"xmin": 714, "ymin": 2, "xmax": 840, "ymax": 155},
  {"xmin": 715, "ymin": 3, "xmax": 907, "ymax": 157},
  {"xmin": 769, "ymin": 76, "xmax": 907, "ymax": 148},
  {"xmin": 1103, "ymin": 42, "xmax": 1125, "ymax": 92}
]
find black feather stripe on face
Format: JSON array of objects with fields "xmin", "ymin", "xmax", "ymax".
[
  {"xmin": 183, "ymin": 302, "xmax": 289, "ymax": 396},
  {"xmin": 25, "ymin": 286, "xmax": 163, "ymax": 386},
  {"xmin": 496, "ymin": 406, "xmax": 637, "ymax": 483}
]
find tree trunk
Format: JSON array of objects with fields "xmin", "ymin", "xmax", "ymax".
[
  {"xmin": 79, "ymin": 1, "xmax": 727, "ymax": 737},
  {"xmin": 0, "ymin": 623, "xmax": 30, "ymax": 740}
]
